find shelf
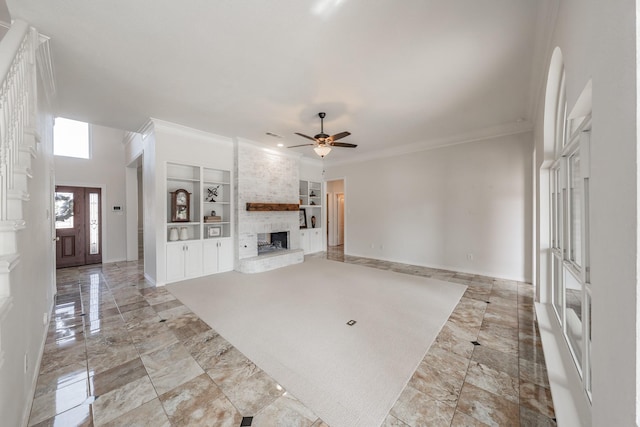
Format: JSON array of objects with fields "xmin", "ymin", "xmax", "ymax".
[
  {"xmin": 166, "ymin": 222, "xmax": 200, "ymax": 226},
  {"xmin": 204, "ymin": 201, "xmax": 230, "ymax": 204},
  {"xmin": 203, "ymin": 181, "xmax": 230, "ymax": 185},
  {"xmin": 168, "ymin": 176, "xmax": 199, "ymax": 182}
]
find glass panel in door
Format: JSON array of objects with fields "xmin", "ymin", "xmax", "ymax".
[
  {"xmin": 89, "ymin": 192, "xmax": 99, "ymax": 255},
  {"xmin": 55, "ymin": 192, "xmax": 74, "ymax": 229}
]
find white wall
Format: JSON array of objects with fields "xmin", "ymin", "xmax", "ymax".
[
  {"xmin": 533, "ymin": 0, "xmax": 639, "ymax": 424},
  {"xmin": 1, "ymin": 93, "xmax": 56, "ymax": 426},
  {"xmin": 54, "ymin": 124, "xmax": 128, "ymax": 263},
  {"xmin": 326, "ymin": 132, "xmax": 533, "ymax": 281}
]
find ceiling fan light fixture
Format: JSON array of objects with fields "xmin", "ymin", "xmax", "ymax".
[{"xmin": 314, "ymin": 145, "xmax": 332, "ymax": 158}]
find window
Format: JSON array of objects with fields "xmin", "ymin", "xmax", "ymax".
[
  {"xmin": 548, "ymin": 68, "xmax": 592, "ymax": 401},
  {"xmin": 53, "ymin": 117, "xmax": 90, "ymax": 158}
]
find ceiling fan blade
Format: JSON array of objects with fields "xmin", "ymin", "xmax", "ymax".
[
  {"xmin": 287, "ymin": 143, "xmax": 316, "ymax": 148},
  {"xmin": 330, "ymin": 142, "xmax": 358, "ymax": 148},
  {"xmin": 294, "ymin": 132, "xmax": 317, "ymax": 142},
  {"xmin": 329, "ymin": 131, "xmax": 351, "ymax": 141}
]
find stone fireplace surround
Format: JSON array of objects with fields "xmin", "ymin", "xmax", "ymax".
[{"xmin": 235, "ymin": 141, "xmax": 304, "ymax": 273}]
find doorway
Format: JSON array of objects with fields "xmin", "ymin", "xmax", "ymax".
[
  {"xmin": 336, "ymin": 193, "xmax": 344, "ymax": 245},
  {"xmin": 55, "ymin": 185, "xmax": 102, "ymax": 268},
  {"xmin": 326, "ymin": 178, "xmax": 345, "ymax": 251}
]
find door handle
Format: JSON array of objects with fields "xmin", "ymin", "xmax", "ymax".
[{"xmin": 54, "ymin": 236, "xmax": 60, "ymax": 241}]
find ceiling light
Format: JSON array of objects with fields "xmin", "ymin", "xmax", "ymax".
[
  {"xmin": 277, "ymin": 143, "xmax": 284, "ymax": 147},
  {"xmin": 314, "ymin": 145, "xmax": 331, "ymax": 158}
]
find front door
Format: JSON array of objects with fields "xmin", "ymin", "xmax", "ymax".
[{"xmin": 55, "ymin": 186, "xmax": 102, "ymax": 268}]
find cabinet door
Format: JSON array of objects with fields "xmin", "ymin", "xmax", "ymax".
[
  {"xmin": 203, "ymin": 240, "xmax": 219, "ymax": 275},
  {"xmin": 217, "ymin": 238, "xmax": 234, "ymax": 272},
  {"xmin": 310, "ymin": 229, "xmax": 323, "ymax": 253},
  {"xmin": 184, "ymin": 241, "xmax": 203, "ymax": 278},
  {"xmin": 166, "ymin": 243, "xmax": 186, "ymax": 282},
  {"xmin": 300, "ymin": 230, "xmax": 310, "ymax": 254}
]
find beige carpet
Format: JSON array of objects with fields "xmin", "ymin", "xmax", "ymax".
[{"xmin": 167, "ymin": 257, "xmax": 466, "ymax": 427}]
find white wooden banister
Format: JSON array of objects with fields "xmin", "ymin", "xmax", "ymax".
[{"xmin": 0, "ymin": 19, "xmax": 36, "ymax": 222}]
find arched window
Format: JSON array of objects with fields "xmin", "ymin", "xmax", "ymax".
[{"xmin": 546, "ymin": 48, "xmax": 592, "ymax": 399}]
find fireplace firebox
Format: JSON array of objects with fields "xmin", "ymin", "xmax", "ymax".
[{"xmin": 257, "ymin": 231, "xmax": 289, "ymax": 255}]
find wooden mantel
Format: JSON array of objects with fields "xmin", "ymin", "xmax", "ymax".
[{"xmin": 246, "ymin": 203, "xmax": 299, "ymax": 212}]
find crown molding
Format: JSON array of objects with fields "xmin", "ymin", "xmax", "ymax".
[
  {"xmin": 150, "ymin": 118, "xmax": 233, "ymax": 145},
  {"xmin": 122, "ymin": 131, "xmax": 139, "ymax": 146},
  {"xmin": 235, "ymin": 137, "xmax": 303, "ymax": 160},
  {"xmin": 325, "ymin": 120, "xmax": 534, "ymax": 168},
  {"xmin": 137, "ymin": 119, "xmax": 154, "ymax": 140}
]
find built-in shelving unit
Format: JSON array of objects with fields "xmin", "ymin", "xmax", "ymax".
[
  {"xmin": 165, "ymin": 162, "xmax": 233, "ymax": 282},
  {"xmin": 202, "ymin": 167, "xmax": 231, "ymax": 240},
  {"xmin": 299, "ymin": 180, "xmax": 322, "ymax": 229},
  {"xmin": 166, "ymin": 163, "xmax": 201, "ymax": 242},
  {"xmin": 299, "ymin": 179, "xmax": 323, "ymax": 254}
]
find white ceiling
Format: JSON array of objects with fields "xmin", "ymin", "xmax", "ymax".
[{"xmin": 6, "ymin": 0, "xmax": 554, "ymax": 162}]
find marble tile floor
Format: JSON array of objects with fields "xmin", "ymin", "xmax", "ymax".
[{"xmin": 29, "ymin": 247, "xmax": 555, "ymax": 426}]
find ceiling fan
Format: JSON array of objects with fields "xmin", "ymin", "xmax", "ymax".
[{"xmin": 289, "ymin": 112, "xmax": 357, "ymax": 157}]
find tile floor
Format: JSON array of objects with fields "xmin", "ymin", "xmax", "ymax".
[{"xmin": 28, "ymin": 247, "xmax": 555, "ymax": 426}]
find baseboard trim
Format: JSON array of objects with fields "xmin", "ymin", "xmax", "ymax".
[
  {"xmin": 21, "ymin": 297, "xmax": 54, "ymax": 427},
  {"xmin": 345, "ymin": 251, "xmax": 530, "ymax": 283}
]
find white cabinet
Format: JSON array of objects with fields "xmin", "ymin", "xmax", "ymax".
[
  {"xmin": 308, "ymin": 228, "xmax": 323, "ymax": 253},
  {"xmin": 300, "ymin": 229, "xmax": 309, "ymax": 254},
  {"xmin": 166, "ymin": 241, "xmax": 203, "ymax": 282},
  {"xmin": 300, "ymin": 228, "xmax": 323, "ymax": 254},
  {"xmin": 203, "ymin": 238, "xmax": 233, "ymax": 275}
]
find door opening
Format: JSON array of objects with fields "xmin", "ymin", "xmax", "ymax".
[
  {"xmin": 55, "ymin": 186, "xmax": 102, "ymax": 268},
  {"xmin": 326, "ymin": 178, "xmax": 345, "ymax": 249},
  {"xmin": 336, "ymin": 193, "xmax": 344, "ymax": 245}
]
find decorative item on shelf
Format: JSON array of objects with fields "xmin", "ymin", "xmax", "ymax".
[
  {"xmin": 299, "ymin": 208, "xmax": 307, "ymax": 229},
  {"xmin": 299, "ymin": 199, "xmax": 303, "ymax": 205},
  {"xmin": 179, "ymin": 226, "xmax": 189, "ymax": 241},
  {"xmin": 310, "ymin": 201, "xmax": 316, "ymax": 205},
  {"xmin": 309, "ymin": 191, "xmax": 315, "ymax": 197},
  {"xmin": 204, "ymin": 215, "xmax": 222, "ymax": 223},
  {"xmin": 311, "ymin": 215, "xmax": 316, "ymax": 228},
  {"xmin": 169, "ymin": 227, "xmax": 179, "ymax": 241},
  {"xmin": 205, "ymin": 185, "xmax": 220, "ymax": 202},
  {"xmin": 210, "ymin": 210, "xmax": 216, "ymax": 216},
  {"xmin": 170, "ymin": 189, "xmax": 191, "ymax": 222},
  {"xmin": 208, "ymin": 226, "xmax": 221, "ymax": 237}
]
